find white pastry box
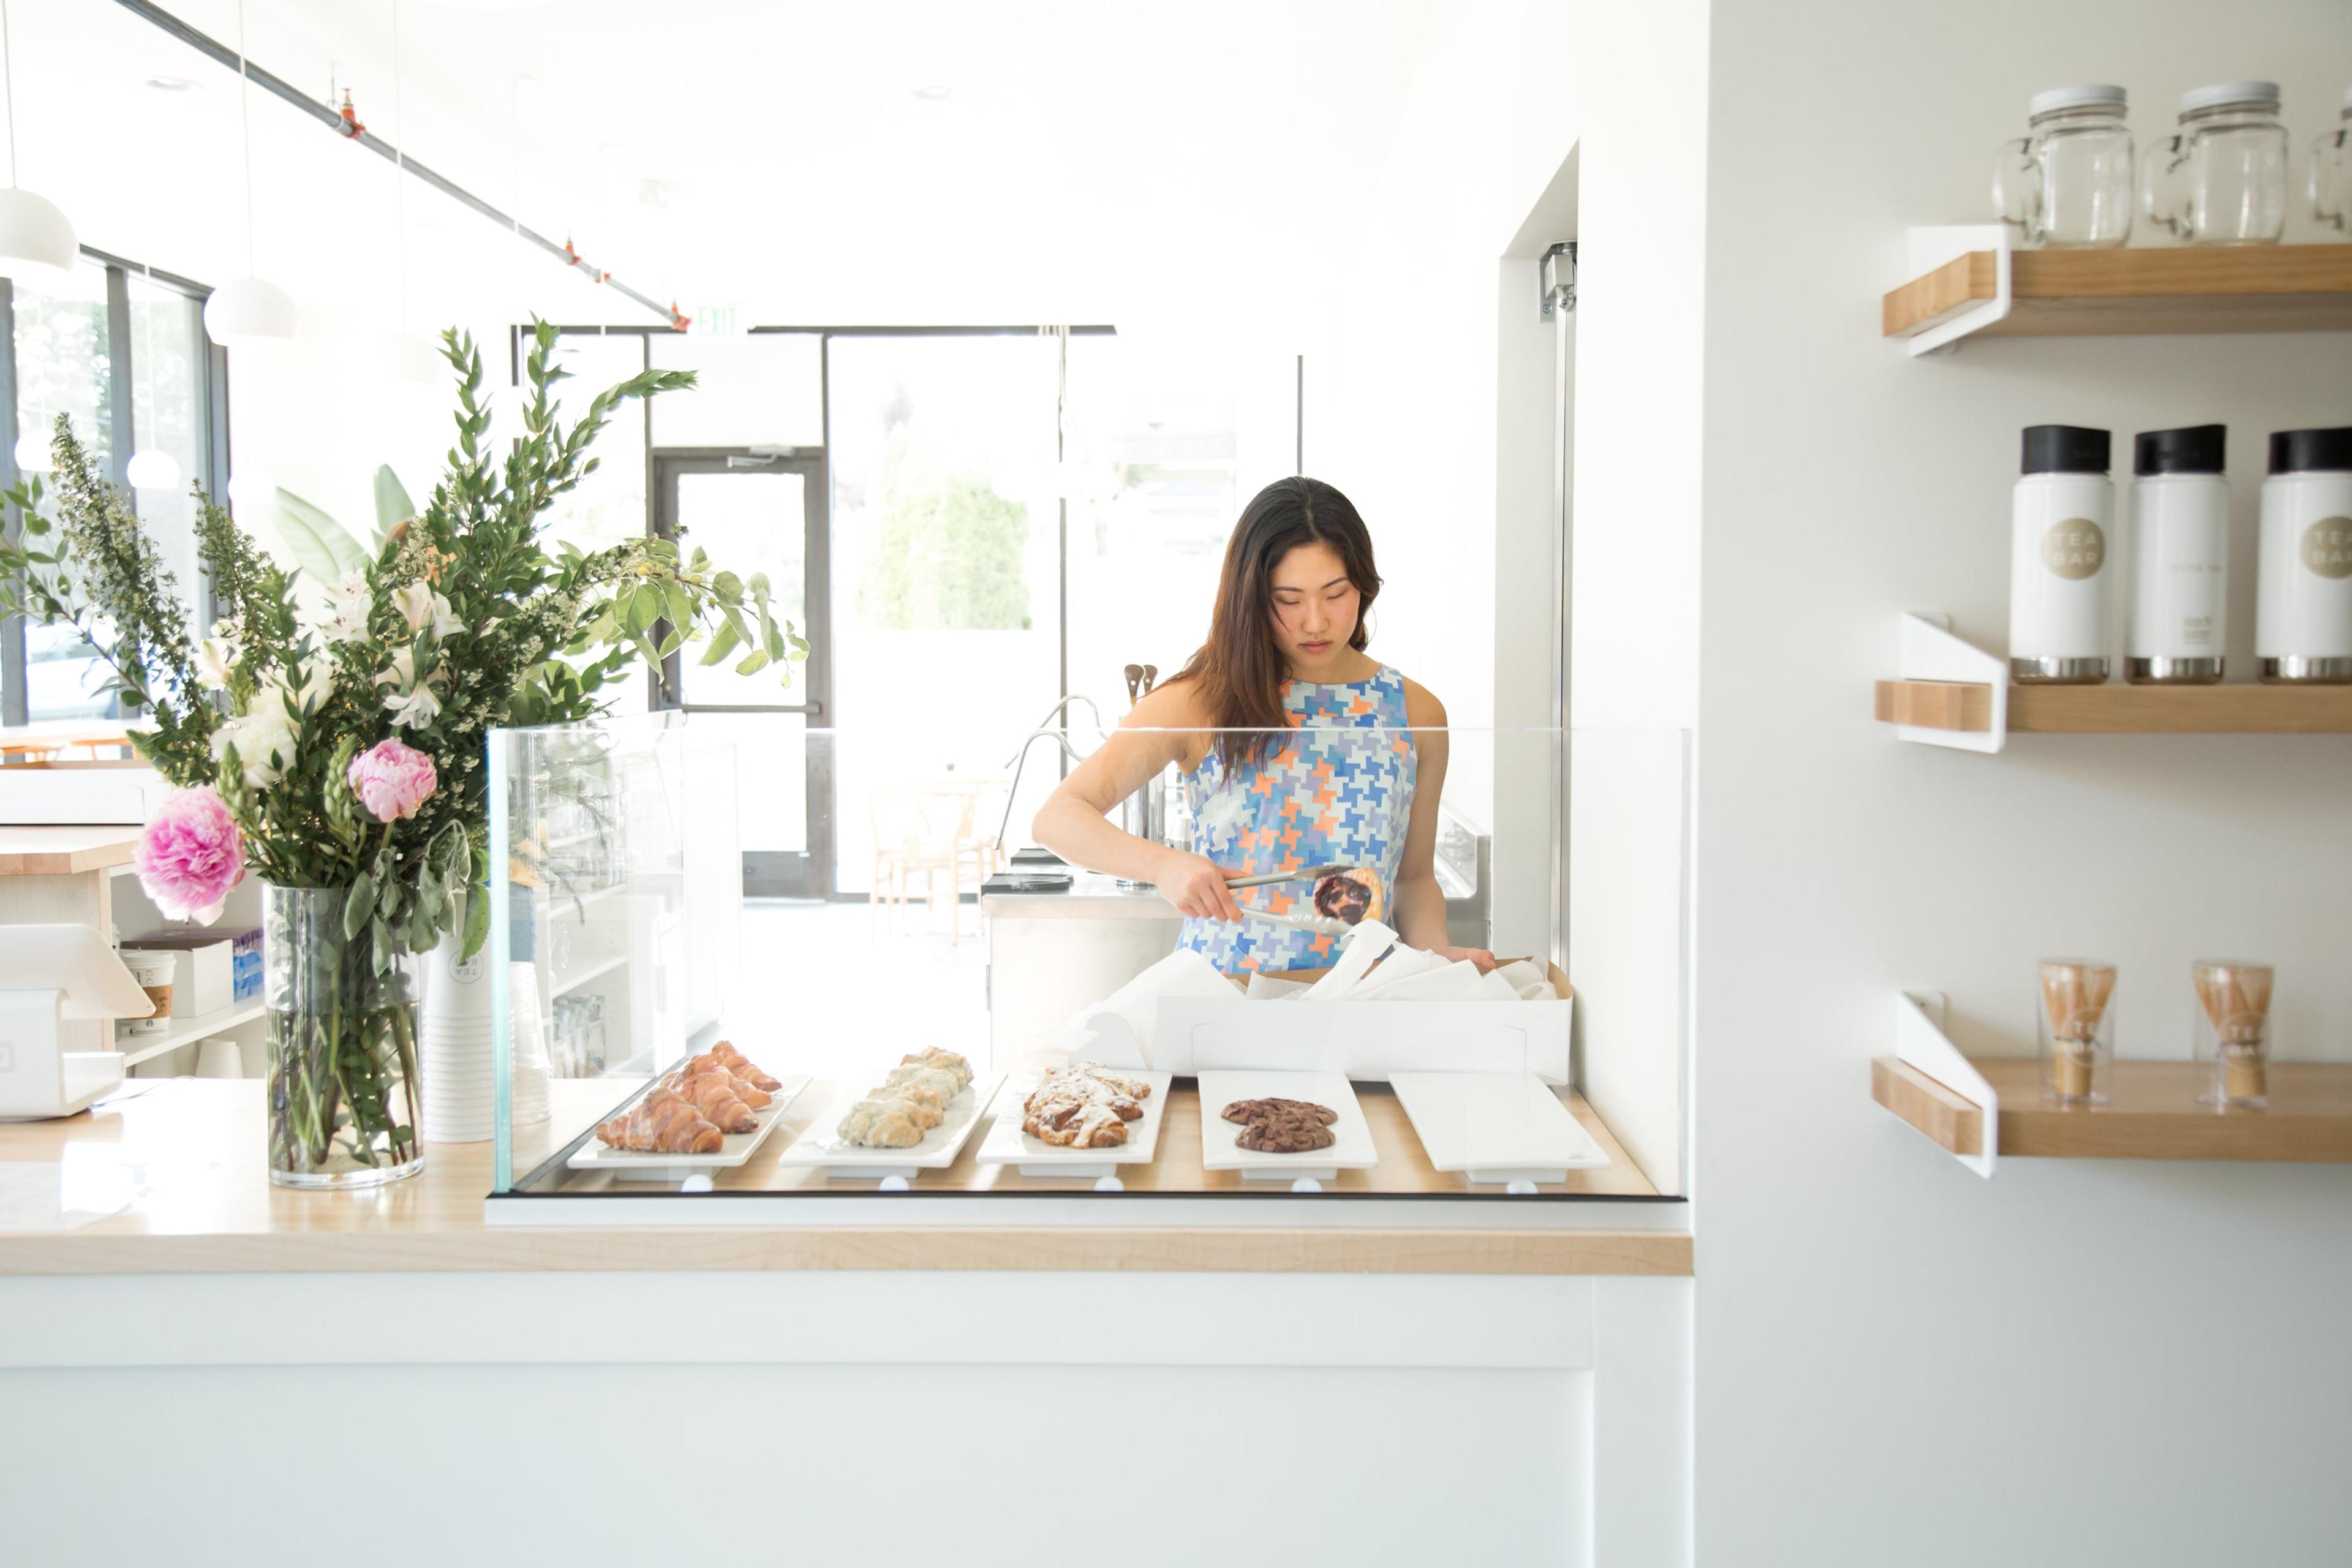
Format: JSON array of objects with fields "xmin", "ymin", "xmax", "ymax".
[{"xmin": 1143, "ymin": 964, "xmax": 1575, "ymax": 1084}]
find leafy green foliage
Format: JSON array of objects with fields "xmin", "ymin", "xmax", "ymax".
[{"xmin": 857, "ymin": 440, "xmax": 1033, "ymax": 631}]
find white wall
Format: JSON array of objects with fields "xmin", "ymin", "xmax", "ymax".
[{"xmin": 1692, "ymin": 2, "xmax": 2352, "ymax": 1562}]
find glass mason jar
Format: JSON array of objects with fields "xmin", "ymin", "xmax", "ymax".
[
  {"xmin": 2313, "ymin": 87, "xmax": 2351, "ymax": 237},
  {"xmin": 263, "ymin": 883, "xmax": 426, "ymax": 1189},
  {"xmin": 1993, "ymin": 85, "xmax": 2135, "ymax": 248},
  {"xmin": 2144, "ymin": 81, "xmax": 2290, "ymax": 245}
]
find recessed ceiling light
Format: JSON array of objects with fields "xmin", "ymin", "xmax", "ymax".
[
  {"xmin": 145, "ymin": 76, "xmax": 200, "ymax": 92},
  {"xmin": 912, "ymin": 84, "xmax": 951, "ymax": 100}
]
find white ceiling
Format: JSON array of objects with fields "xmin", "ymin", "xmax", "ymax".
[{"xmin": 12, "ymin": 0, "xmax": 1436, "ymax": 338}]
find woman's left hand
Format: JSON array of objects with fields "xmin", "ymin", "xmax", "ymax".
[{"xmin": 1429, "ymin": 944, "xmax": 1497, "ymax": 973}]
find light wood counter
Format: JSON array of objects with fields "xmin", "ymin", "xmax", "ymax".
[
  {"xmin": 0, "ymin": 1080, "xmax": 1690, "ymax": 1278},
  {"xmin": 0, "ymin": 824, "xmax": 143, "ymax": 876}
]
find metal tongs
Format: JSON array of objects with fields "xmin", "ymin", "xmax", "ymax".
[{"xmin": 1219, "ymin": 862, "xmax": 1380, "ymax": 935}]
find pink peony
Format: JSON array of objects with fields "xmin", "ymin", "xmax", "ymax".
[
  {"xmin": 135, "ymin": 786, "xmax": 246, "ymax": 925},
  {"xmin": 347, "ymin": 737, "xmax": 437, "ymax": 823}
]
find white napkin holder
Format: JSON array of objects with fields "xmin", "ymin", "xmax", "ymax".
[{"xmin": 0, "ymin": 925, "xmax": 156, "ymax": 1120}]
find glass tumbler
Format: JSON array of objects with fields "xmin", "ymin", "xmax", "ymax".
[
  {"xmin": 2193, "ymin": 959, "xmax": 2274, "ymax": 1109},
  {"xmin": 1994, "ymin": 85, "xmax": 2135, "ymax": 248},
  {"xmin": 2038, "ymin": 958, "xmax": 2116, "ymax": 1104},
  {"xmin": 2144, "ymin": 82, "xmax": 2290, "ymax": 245},
  {"xmin": 2313, "ymin": 88, "xmax": 2351, "ymax": 237}
]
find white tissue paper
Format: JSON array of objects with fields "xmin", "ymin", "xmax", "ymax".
[
  {"xmin": 1496, "ymin": 958, "xmax": 1556, "ymax": 1001},
  {"xmin": 1051, "ymin": 948, "xmax": 1237, "ymax": 1068},
  {"xmin": 1300, "ymin": 920, "xmax": 1401, "ymax": 1002},
  {"xmin": 1244, "ymin": 972, "xmax": 1312, "ymax": 1001}
]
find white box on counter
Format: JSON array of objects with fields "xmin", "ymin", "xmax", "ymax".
[
  {"xmin": 118, "ymin": 934, "xmax": 235, "ymax": 1017},
  {"xmin": 1149, "ymin": 964, "xmax": 1575, "ymax": 1083}
]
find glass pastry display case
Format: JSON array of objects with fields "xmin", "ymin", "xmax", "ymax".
[{"xmin": 488, "ymin": 713, "xmax": 1688, "ymax": 1209}]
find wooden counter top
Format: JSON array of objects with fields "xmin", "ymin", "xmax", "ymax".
[
  {"xmin": 0, "ymin": 1081, "xmax": 1689, "ymax": 1278},
  {"xmin": 0, "ymin": 824, "xmax": 142, "ymax": 876}
]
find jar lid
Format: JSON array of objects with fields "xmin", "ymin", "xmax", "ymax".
[
  {"xmin": 2178, "ymin": 80, "xmax": 2280, "ymax": 116},
  {"xmin": 2135, "ymin": 424, "xmax": 2226, "ymax": 477},
  {"xmin": 2022, "ymin": 424, "xmax": 2111, "ymax": 477},
  {"xmin": 2029, "ymin": 84, "xmax": 2126, "ymax": 118},
  {"xmin": 2269, "ymin": 427, "xmax": 2352, "ymax": 475}
]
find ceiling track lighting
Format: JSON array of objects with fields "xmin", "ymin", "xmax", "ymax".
[
  {"xmin": 111, "ymin": 0, "xmax": 685, "ymax": 328},
  {"xmin": 0, "ymin": 0, "xmax": 81, "ymax": 281}
]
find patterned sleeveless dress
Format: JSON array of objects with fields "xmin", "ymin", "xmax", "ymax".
[{"xmin": 1174, "ymin": 665, "xmax": 1417, "ymax": 974}]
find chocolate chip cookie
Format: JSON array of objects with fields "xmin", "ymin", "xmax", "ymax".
[
  {"xmin": 1235, "ymin": 1112, "xmax": 1337, "ymax": 1153},
  {"xmin": 1219, "ymin": 1097, "xmax": 1340, "ymax": 1127}
]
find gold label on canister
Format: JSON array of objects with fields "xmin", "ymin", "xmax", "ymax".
[
  {"xmin": 2301, "ymin": 516, "xmax": 2352, "ymax": 580},
  {"xmin": 2042, "ymin": 518, "xmax": 2106, "ymax": 579}
]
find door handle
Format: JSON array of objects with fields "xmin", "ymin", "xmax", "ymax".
[{"xmin": 725, "ymin": 454, "xmax": 777, "ymax": 469}]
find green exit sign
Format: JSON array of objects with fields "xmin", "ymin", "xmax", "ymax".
[{"xmin": 691, "ymin": 304, "xmax": 744, "ymax": 338}]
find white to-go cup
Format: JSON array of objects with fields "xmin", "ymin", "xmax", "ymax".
[{"xmin": 118, "ymin": 950, "xmax": 176, "ymax": 1036}]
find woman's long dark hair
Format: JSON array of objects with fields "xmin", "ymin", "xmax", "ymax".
[{"xmin": 1171, "ymin": 477, "xmax": 1381, "ymax": 774}]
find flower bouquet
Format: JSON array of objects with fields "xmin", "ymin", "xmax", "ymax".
[{"xmin": 1, "ymin": 322, "xmax": 802, "ymax": 1185}]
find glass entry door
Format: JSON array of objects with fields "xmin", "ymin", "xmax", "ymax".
[{"xmin": 653, "ymin": 450, "xmax": 832, "ymax": 897}]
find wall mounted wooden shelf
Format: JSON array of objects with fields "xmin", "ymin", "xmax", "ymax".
[
  {"xmin": 1875, "ymin": 679, "xmax": 2352, "ymax": 736},
  {"xmin": 1874, "ymin": 1055, "xmax": 2352, "ymax": 1163},
  {"xmin": 1884, "ymin": 244, "xmax": 2352, "ymax": 341}
]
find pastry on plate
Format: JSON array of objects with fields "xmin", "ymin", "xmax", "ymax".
[
  {"xmin": 710, "ymin": 1041, "xmax": 782, "ymax": 1092},
  {"xmin": 1219, "ymin": 1097, "xmax": 1339, "ymax": 1127},
  {"xmin": 898, "ymin": 1047, "xmax": 973, "ymax": 1089},
  {"xmin": 1024, "ymin": 1098, "xmax": 1129, "ymax": 1148},
  {"xmin": 597, "ymin": 1088, "xmax": 723, "ymax": 1154},
  {"xmin": 1235, "ymin": 1112, "xmax": 1337, "ymax": 1153},
  {"xmin": 882, "ymin": 1065, "xmax": 963, "ymax": 1109},
  {"xmin": 671, "ymin": 1071, "xmax": 759, "ymax": 1134},
  {"xmin": 837, "ymin": 1098, "xmax": 928, "ymax": 1149}
]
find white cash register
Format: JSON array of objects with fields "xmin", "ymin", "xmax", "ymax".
[{"xmin": 0, "ymin": 924, "xmax": 157, "ymax": 1120}]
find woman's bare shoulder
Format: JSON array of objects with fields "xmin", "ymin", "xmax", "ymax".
[
  {"xmin": 1124, "ymin": 674, "xmax": 1212, "ymax": 731},
  {"xmin": 1399, "ymin": 676, "xmax": 1449, "ymax": 730}
]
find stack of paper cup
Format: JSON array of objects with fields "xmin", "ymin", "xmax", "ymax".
[{"xmin": 420, "ymin": 930, "xmax": 498, "ymax": 1143}]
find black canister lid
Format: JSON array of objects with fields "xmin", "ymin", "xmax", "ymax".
[
  {"xmin": 2135, "ymin": 424, "xmax": 2226, "ymax": 476},
  {"xmin": 2269, "ymin": 426, "xmax": 2352, "ymax": 475},
  {"xmin": 2022, "ymin": 424, "xmax": 2111, "ymax": 475}
]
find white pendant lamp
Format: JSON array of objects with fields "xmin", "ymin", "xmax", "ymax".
[
  {"xmin": 124, "ymin": 448, "xmax": 183, "ymax": 491},
  {"xmin": 206, "ymin": 1, "xmax": 295, "ymax": 346},
  {"xmin": 0, "ymin": 0, "xmax": 77, "ymax": 281},
  {"xmin": 204, "ymin": 275, "xmax": 296, "ymax": 344}
]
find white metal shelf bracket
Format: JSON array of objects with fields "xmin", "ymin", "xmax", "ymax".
[
  {"xmin": 1896, "ymin": 612, "xmax": 2008, "ymax": 753},
  {"xmin": 1900, "ymin": 224, "xmax": 2013, "ymax": 356},
  {"xmin": 1894, "ymin": 990, "xmax": 1998, "ymax": 1178}
]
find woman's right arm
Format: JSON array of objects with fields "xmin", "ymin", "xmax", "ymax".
[{"xmin": 1030, "ymin": 684, "xmax": 1246, "ymax": 924}]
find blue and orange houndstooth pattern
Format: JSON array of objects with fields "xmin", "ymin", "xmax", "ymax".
[{"xmin": 1174, "ymin": 666, "xmax": 1416, "ymax": 974}]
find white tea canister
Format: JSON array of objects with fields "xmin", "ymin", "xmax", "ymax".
[
  {"xmin": 2127, "ymin": 424, "xmax": 2229, "ymax": 684},
  {"xmin": 2257, "ymin": 427, "xmax": 2352, "ymax": 684},
  {"xmin": 2011, "ymin": 424, "xmax": 2114, "ymax": 684}
]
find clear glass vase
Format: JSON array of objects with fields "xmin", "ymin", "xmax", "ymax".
[{"xmin": 263, "ymin": 883, "xmax": 426, "ymax": 1189}]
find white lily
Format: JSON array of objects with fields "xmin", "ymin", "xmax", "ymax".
[
  {"xmin": 323, "ymin": 571, "xmax": 373, "ymax": 644},
  {"xmin": 383, "ymin": 682, "xmax": 442, "ymax": 729},
  {"xmin": 374, "ymin": 645, "xmax": 418, "ymax": 692},
  {"xmin": 195, "ymin": 636, "xmax": 237, "ymax": 691}
]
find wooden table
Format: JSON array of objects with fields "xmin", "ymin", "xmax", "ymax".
[{"xmin": 0, "ymin": 1079, "xmax": 1690, "ymax": 1276}]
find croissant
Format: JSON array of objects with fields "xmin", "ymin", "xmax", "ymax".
[
  {"xmin": 675, "ymin": 1071, "xmax": 758, "ymax": 1133},
  {"xmin": 672, "ymin": 1054, "xmax": 772, "ymax": 1109},
  {"xmin": 598, "ymin": 1090, "xmax": 723, "ymax": 1154},
  {"xmin": 712, "ymin": 1042, "xmax": 781, "ymax": 1091}
]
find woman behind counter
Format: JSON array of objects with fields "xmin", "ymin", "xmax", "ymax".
[{"xmin": 1034, "ymin": 477, "xmax": 1493, "ymax": 975}]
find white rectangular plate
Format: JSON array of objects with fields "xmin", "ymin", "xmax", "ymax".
[
  {"xmin": 567, "ymin": 1074, "xmax": 813, "ymax": 1181},
  {"xmin": 1196, "ymin": 1069, "xmax": 1378, "ymax": 1181},
  {"xmin": 1388, "ymin": 1071, "xmax": 1609, "ymax": 1183},
  {"xmin": 777, "ymin": 1074, "xmax": 1005, "ymax": 1180},
  {"xmin": 974, "ymin": 1069, "xmax": 1175, "ymax": 1178}
]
